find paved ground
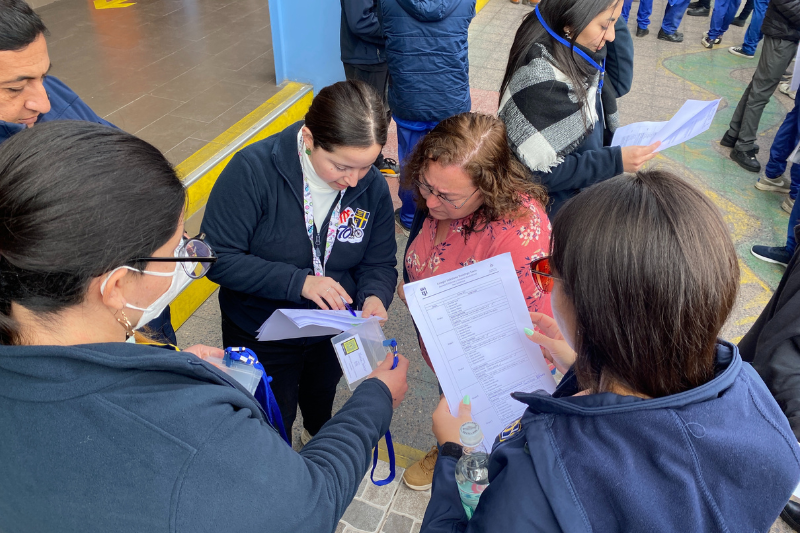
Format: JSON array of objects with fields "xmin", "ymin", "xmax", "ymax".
[{"xmin": 175, "ymin": 0, "xmax": 798, "ymax": 530}]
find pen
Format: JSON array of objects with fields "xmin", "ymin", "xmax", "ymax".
[{"xmin": 341, "ymin": 296, "xmax": 357, "ymax": 317}]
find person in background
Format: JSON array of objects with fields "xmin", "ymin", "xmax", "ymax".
[
  {"xmin": 201, "ymin": 81, "xmax": 398, "ymax": 446},
  {"xmin": 698, "ymin": 0, "xmax": 741, "ymax": 48},
  {"xmin": 0, "ymin": 121, "xmax": 410, "ymax": 533},
  {"xmin": 396, "ymin": 112, "xmax": 552, "ymax": 492},
  {"xmin": 380, "ymin": 0, "xmax": 475, "ymax": 231},
  {"xmin": 690, "ymin": 0, "xmax": 755, "ymax": 24},
  {"xmin": 339, "ymin": 0, "xmax": 398, "ymax": 175},
  {"xmin": 721, "ymin": 0, "xmax": 800, "ymax": 172},
  {"xmin": 0, "ymin": 0, "xmax": 176, "ymax": 344},
  {"xmin": 621, "ymin": 0, "xmax": 691, "ymax": 41},
  {"xmin": 421, "ymin": 170, "xmax": 800, "ymax": 533},
  {"xmin": 750, "ymin": 98, "xmax": 800, "ymax": 266},
  {"xmin": 741, "ymin": 226, "xmax": 800, "ymax": 532},
  {"xmin": 501, "ymin": 0, "xmax": 658, "ymax": 217},
  {"xmin": 729, "ymin": 0, "xmax": 769, "ymax": 57}
]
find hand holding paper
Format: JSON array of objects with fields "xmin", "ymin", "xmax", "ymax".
[{"xmin": 612, "ymin": 99, "xmax": 721, "ymax": 152}]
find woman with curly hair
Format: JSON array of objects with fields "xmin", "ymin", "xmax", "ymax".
[{"xmin": 397, "ymin": 112, "xmax": 551, "ymax": 491}]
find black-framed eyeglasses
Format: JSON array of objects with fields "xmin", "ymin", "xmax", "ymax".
[
  {"xmin": 413, "ymin": 179, "xmax": 479, "ymax": 209},
  {"xmin": 132, "ymin": 233, "xmax": 217, "ymax": 280}
]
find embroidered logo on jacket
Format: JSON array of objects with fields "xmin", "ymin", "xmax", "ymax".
[
  {"xmin": 499, "ymin": 418, "xmax": 522, "ymax": 442},
  {"xmin": 337, "ymin": 208, "xmax": 370, "ymax": 243}
]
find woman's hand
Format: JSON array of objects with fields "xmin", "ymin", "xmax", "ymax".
[
  {"xmin": 432, "ymin": 395, "xmax": 472, "ymax": 445},
  {"xmin": 301, "ymin": 275, "xmax": 352, "ymax": 311},
  {"xmin": 185, "ymin": 344, "xmax": 224, "ymax": 360},
  {"xmin": 397, "ymin": 281, "xmax": 407, "ymax": 305},
  {"xmin": 368, "ymin": 352, "xmax": 409, "ymax": 408},
  {"xmin": 621, "ymin": 141, "xmax": 660, "ymax": 173},
  {"xmin": 361, "ymin": 295, "xmax": 388, "ymax": 323},
  {"xmin": 525, "ymin": 312, "xmax": 576, "ymax": 374}
]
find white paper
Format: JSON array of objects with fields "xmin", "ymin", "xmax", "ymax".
[
  {"xmin": 791, "ymin": 47, "xmax": 800, "ymax": 92},
  {"xmin": 256, "ymin": 309, "xmax": 369, "ymax": 341},
  {"xmin": 611, "ymin": 99, "xmax": 721, "ymax": 152},
  {"xmin": 405, "ymin": 253, "xmax": 556, "ymax": 449},
  {"xmin": 333, "ymin": 333, "xmax": 373, "ymax": 384}
]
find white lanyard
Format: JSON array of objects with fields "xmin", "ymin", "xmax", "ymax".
[{"xmin": 298, "ymin": 134, "xmax": 345, "ymax": 276}]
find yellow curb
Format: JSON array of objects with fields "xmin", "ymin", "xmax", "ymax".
[
  {"xmin": 376, "ymin": 439, "xmax": 429, "ymax": 470},
  {"xmin": 170, "ymin": 82, "xmax": 313, "ymax": 330}
]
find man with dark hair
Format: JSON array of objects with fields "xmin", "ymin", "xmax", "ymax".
[
  {"xmin": 721, "ymin": 0, "xmax": 800, "ymax": 172},
  {"xmin": 0, "ymin": 0, "xmax": 113, "ymax": 142},
  {"xmin": 0, "ymin": 0, "xmax": 177, "ymax": 345}
]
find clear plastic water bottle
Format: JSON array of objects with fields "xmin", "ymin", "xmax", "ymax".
[{"xmin": 454, "ymin": 421, "xmax": 490, "ymax": 519}]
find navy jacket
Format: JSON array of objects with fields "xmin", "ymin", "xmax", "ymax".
[
  {"xmin": 605, "ymin": 16, "xmax": 634, "ymax": 98},
  {"xmin": 422, "ymin": 342, "xmax": 800, "ymax": 533},
  {"xmin": 0, "ymin": 76, "xmax": 114, "ymax": 144},
  {"xmin": 0, "ymin": 342, "xmax": 393, "ymax": 532},
  {"xmin": 200, "ymin": 121, "xmax": 398, "ymax": 337},
  {"xmin": 380, "ymin": 0, "xmax": 475, "ymax": 122},
  {"xmin": 540, "ymin": 99, "xmax": 624, "ymax": 217},
  {"xmin": 340, "ymin": 0, "xmax": 386, "ymax": 65}
]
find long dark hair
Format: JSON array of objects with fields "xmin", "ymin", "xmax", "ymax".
[
  {"xmin": 0, "ymin": 121, "xmax": 186, "ymax": 345},
  {"xmin": 500, "ymin": 0, "xmax": 619, "ymax": 114},
  {"xmin": 551, "ymin": 170, "xmax": 739, "ymax": 398},
  {"xmin": 304, "ymin": 80, "xmax": 388, "ymax": 152},
  {"xmin": 401, "ymin": 113, "xmax": 548, "ymax": 239}
]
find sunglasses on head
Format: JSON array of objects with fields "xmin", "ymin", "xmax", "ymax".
[{"xmin": 529, "ymin": 256, "xmax": 558, "ymax": 293}]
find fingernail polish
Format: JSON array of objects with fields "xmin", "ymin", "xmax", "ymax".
[
  {"xmin": 463, "ymin": 395, "xmax": 470, "ymax": 405},
  {"xmin": 524, "ymin": 328, "xmax": 534, "ymax": 336}
]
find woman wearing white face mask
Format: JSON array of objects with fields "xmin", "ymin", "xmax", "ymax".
[{"xmin": 0, "ymin": 121, "xmax": 409, "ymax": 533}]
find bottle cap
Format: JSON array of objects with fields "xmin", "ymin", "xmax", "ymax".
[{"xmin": 459, "ymin": 422, "xmax": 483, "ymax": 447}]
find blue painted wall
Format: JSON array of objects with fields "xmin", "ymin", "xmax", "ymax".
[{"xmin": 270, "ymin": 0, "xmax": 345, "ymax": 91}]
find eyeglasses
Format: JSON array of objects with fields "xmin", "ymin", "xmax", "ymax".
[
  {"xmin": 529, "ymin": 256, "xmax": 559, "ymax": 293},
  {"xmin": 131, "ymin": 233, "xmax": 217, "ymax": 280},
  {"xmin": 413, "ymin": 179, "xmax": 479, "ymax": 209}
]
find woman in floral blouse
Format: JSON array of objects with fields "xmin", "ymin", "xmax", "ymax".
[{"xmin": 398, "ymin": 112, "xmax": 553, "ymax": 491}]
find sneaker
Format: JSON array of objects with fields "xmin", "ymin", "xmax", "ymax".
[
  {"xmin": 751, "ymin": 245, "xmax": 792, "ymax": 266},
  {"xmin": 730, "ymin": 16, "xmax": 747, "ymax": 26},
  {"xmin": 755, "ymin": 175, "xmax": 791, "ymax": 193},
  {"xmin": 636, "ymin": 26, "xmax": 649, "ymax": 37},
  {"xmin": 378, "ymin": 157, "xmax": 399, "ymax": 175},
  {"xmin": 779, "ymin": 81, "xmax": 797, "ymax": 100},
  {"xmin": 658, "ymin": 29, "xmax": 684, "ymax": 42},
  {"xmin": 403, "ymin": 446, "xmax": 438, "ymax": 491},
  {"xmin": 300, "ymin": 428, "xmax": 313, "ymax": 446},
  {"xmin": 729, "ymin": 46, "xmax": 754, "ymax": 58},
  {"xmin": 731, "ymin": 148, "xmax": 761, "ymax": 172},
  {"xmin": 687, "ymin": 6, "xmax": 710, "ymax": 16},
  {"xmin": 783, "ymin": 197, "xmax": 795, "ymax": 214},
  {"xmin": 701, "ymin": 35, "xmax": 720, "ymax": 48}
]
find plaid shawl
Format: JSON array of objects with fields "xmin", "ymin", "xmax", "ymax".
[{"xmin": 499, "ymin": 42, "xmax": 619, "ymax": 173}]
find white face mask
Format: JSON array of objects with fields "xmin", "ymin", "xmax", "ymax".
[{"xmin": 100, "ymin": 262, "xmax": 190, "ymax": 330}]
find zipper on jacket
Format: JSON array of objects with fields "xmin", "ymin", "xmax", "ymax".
[{"xmin": 314, "ymin": 229, "xmax": 321, "ymax": 258}]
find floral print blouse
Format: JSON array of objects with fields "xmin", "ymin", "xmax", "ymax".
[{"xmin": 406, "ymin": 196, "xmax": 552, "ymax": 316}]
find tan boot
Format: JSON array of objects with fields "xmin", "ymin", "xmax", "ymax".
[{"xmin": 402, "ymin": 446, "xmax": 438, "ymax": 491}]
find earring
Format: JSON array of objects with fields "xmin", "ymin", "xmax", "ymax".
[
  {"xmin": 564, "ymin": 29, "xmax": 571, "ymax": 38},
  {"xmin": 305, "ymin": 148, "xmax": 312, "ymax": 155},
  {"xmin": 116, "ymin": 310, "xmax": 134, "ymax": 339}
]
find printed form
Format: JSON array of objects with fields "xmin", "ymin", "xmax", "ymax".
[{"xmin": 405, "ymin": 253, "xmax": 556, "ymax": 449}]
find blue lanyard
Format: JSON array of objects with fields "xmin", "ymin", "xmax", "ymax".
[
  {"xmin": 224, "ymin": 347, "xmax": 291, "ymax": 446},
  {"xmin": 370, "ymin": 339, "xmax": 399, "ymax": 486},
  {"xmin": 534, "ymin": 6, "xmax": 605, "ymax": 94}
]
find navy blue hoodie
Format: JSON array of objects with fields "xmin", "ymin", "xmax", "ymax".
[
  {"xmin": 422, "ymin": 342, "xmax": 800, "ymax": 533},
  {"xmin": 200, "ymin": 121, "xmax": 398, "ymax": 337},
  {"xmin": 0, "ymin": 342, "xmax": 393, "ymax": 532}
]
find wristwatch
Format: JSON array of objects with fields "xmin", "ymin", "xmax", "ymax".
[{"xmin": 440, "ymin": 442, "xmax": 463, "ymax": 460}]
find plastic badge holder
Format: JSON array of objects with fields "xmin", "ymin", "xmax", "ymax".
[
  {"xmin": 331, "ymin": 318, "xmax": 391, "ymax": 391},
  {"xmin": 204, "ymin": 352, "xmax": 262, "ymax": 395}
]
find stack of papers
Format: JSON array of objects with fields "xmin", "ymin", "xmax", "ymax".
[
  {"xmin": 256, "ymin": 309, "xmax": 369, "ymax": 341},
  {"xmin": 611, "ymin": 99, "xmax": 721, "ymax": 152}
]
